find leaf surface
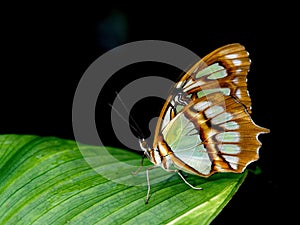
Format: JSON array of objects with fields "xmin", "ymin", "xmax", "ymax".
[{"xmin": 0, "ymin": 134, "xmax": 247, "ymax": 225}]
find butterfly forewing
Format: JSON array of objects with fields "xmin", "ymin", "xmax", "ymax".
[
  {"xmin": 153, "ymin": 43, "xmax": 269, "ymax": 176},
  {"xmin": 180, "ymin": 43, "xmax": 251, "ymax": 112},
  {"xmin": 153, "ymin": 44, "xmax": 253, "ymax": 148}
]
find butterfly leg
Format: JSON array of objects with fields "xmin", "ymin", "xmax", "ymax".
[
  {"xmin": 164, "ymin": 169, "xmax": 203, "ymax": 190},
  {"xmin": 131, "ymin": 154, "xmax": 146, "ymax": 176},
  {"xmin": 145, "ymin": 168, "xmax": 201, "ymax": 204},
  {"xmin": 130, "ymin": 154, "xmax": 157, "ymax": 204},
  {"xmin": 177, "ymin": 170, "xmax": 203, "ymax": 190},
  {"xmin": 145, "ymin": 165, "xmax": 157, "ymax": 204}
]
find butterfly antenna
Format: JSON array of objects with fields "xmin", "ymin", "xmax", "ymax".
[{"xmin": 110, "ymin": 91, "xmax": 145, "ymax": 139}]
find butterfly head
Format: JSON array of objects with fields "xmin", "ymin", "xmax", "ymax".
[
  {"xmin": 139, "ymin": 138, "xmax": 166, "ymax": 168},
  {"xmin": 139, "ymin": 138, "xmax": 161, "ymax": 165},
  {"xmin": 139, "ymin": 138, "xmax": 155, "ymax": 162}
]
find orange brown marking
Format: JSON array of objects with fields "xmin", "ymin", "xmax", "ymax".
[{"xmin": 182, "ymin": 92, "xmax": 269, "ymax": 175}]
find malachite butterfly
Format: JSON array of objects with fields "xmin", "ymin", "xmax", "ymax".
[{"xmin": 137, "ymin": 43, "xmax": 270, "ymax": 203}]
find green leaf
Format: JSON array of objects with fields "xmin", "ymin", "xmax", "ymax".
[{"xmin": 0, "ymin": 134, "xmax": 247, "ymax": 225}]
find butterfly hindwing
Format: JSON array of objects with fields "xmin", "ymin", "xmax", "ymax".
[{"xmin": 161, "ymin": 92, "xmax": 269, "ymax": 176}]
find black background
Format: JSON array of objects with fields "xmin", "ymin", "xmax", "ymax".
[{"xmin": 1, "ymin": 2, "xmax": 291, "ymax": 224}]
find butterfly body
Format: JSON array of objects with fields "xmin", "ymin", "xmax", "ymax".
[{"xmin": 138, "ymin": 43, "xmax": 270, "ymax": 202}]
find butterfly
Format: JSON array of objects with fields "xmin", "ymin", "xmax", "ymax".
[{"xmin": 137, "ymin": 43, "xmax": 270, "ymax": 203}]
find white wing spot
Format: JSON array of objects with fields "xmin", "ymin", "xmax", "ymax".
[
  {"xmin": 204, "ymin": 105, "xmax": 224, "ymax": 118},
  {"xmin": 220, "ymin": 87, "xmax": 230, "ymax": 96},
  {"xmin": 193, "ymin": 101, "xmax": 211, "ymax": 112},
  {"xmin": 236, "ymin": 88, "xmax": 242, "ymax": 98},
  {"xmin": 176, "ymin": 81, "xmax": 183, "ymax": 88},
  {"xmin": 211, "ymin": 112, "xmax": 233, "ymax": 124},
  {"xmin": 195, "ymin": 63, "xmax": 224, "ymax": 79},
  {"xmin": 225, "ymin": 53, "xmax": 238, "ymax": 59},
  {"xmin": 232, "ymin": 59, "xmax": 242, "ymax": 66},
  {"xmin": 232, "ymin": 77, "xmax": 239, "ymax": 84},
  {"xmin": 207, "ymin": 70, "xmax": 227, "ymax": 79},
  {"xmin": 223, "ymin": 155, "xmax": 239, "ymax": 170},
  {"xmin": 220, "ymin": 121, "xmax": 239, "ymax": 130},
  {"xmin": 219, "ymin": 144, "xmax": 241, "ymax": 154},
  {"xmin": 185, "ymin": 79, "xmax": 195, "ymax": 87},
  {"xmin": 184, "ymin": 80, "xmax": 205, "ymax": 92},
  {"xmin": 215, "ymin": 132, "xmax": 240, "ymax": 143}
]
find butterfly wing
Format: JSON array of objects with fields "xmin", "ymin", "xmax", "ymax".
[
  {"xmin": 153, "ymin": 43, "xmax": 269, "ymax": 176},
  {"xmin": 153, "ymin": 43, "xmax": 253, "ymax": 148},
  {"xmin": 179, "ymin": 43, "xmax": 252, "ymax": 111},
  {"xmin": 161, "ymin": 92, "xmax": 269, "ymax": 176}
]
